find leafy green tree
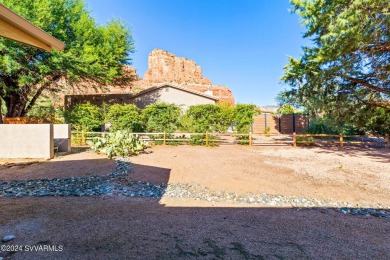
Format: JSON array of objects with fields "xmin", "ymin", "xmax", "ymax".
[
  {"xmin": 27, "ymin": 97, "xmax": 63, "ymax": 123},
  {"xmin": 107, "ymin": 104, "xmax": 141, "ymax": 132},
  {"xmin": 280, "ymin": 0, "xmax": 389, "ymax": 132},
  {"xmin": 216, "ymin": 102, "xmax": 236, "ymax": 131},
  {"xmin": 234, "ymin": 104, "xmax": 256, "ymax": 133},
  {"xmin": 180, "ymin": 104, "xmax": 235, "ymax": 133},
  {"xmin": 276, "ymin": 104, "xmax": 296, "ymax": 115},
  {"xmin": 64, "ymin": 103, "xmax": 102, "ymax": 131},
  {"xmin": 0, "ymin": 0, "xmax": 134, "ymax": 118},
  {"xmin": 0, "ymin": 98, "xmax": 5, "ymax": 123},
  {"xmin": 141, "ymin": 103, "xmax": 182, "ymax": 133}
]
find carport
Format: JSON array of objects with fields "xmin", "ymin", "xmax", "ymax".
[
  {"xmin": 0, "ymin": 3, "xmax": 67, "ymax": 158},
  {"xmin": 0, "ymin": 3, "xmax": 64, "ymax": 51}
]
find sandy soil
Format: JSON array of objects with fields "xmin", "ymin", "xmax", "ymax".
[
  {"xmin": 0, "ymin": 148, "xmax": 115, "ymax": 180},
  {"xmin": 1, "ymin": 197, "xmax": 390, "ymax": 259},
  {"xmin": 1, "ymin": 145, "xmax": 390, "ymax": 259},
  {"xmin": 130, "ymin": 145, "xmax": 390, "ymax": 207}
]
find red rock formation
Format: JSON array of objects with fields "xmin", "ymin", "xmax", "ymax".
[
  {"xmin": 56, "ymin": 49, "xmax": 235, "ymax": 105},
  {"xmin": 143, "ymin": 49, "xmax": 203, "ymax": 83},
  {"xmin": 184, "ymin": 84, "xmax": 235, "ymax": 105},
  {"xmin": 140, "ymin": 49, "xmax": 235, "ymax": 104}
]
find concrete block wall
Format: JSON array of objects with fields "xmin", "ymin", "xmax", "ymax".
[
  {"xmin": 0, "ymin": 124, "xmax": 54, "ymax": 159},
  {"xmin": 53, "ymin": 124, "xmax": 71, "ymax": 152}
]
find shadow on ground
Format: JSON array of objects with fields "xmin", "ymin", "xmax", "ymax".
[
  {"xmin": 305, "ymin": 145, "xmax": 390, "ymax": 163},
  {"xmin": 0, "ymin": 156, "xmax": 389, "ymax": 259}
]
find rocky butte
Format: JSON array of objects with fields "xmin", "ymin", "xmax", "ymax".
[
  {"xmin": 135, "ymin": 49, "xmax": 235, "ymax": 104},
  {"xmin": 57, "ymin": 49, "xmax": 235, "ymax": 105}
]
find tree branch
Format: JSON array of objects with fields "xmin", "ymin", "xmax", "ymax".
[
  {"xmin": 23, "ymin": 75, "xmax": 62, "ymax": 116},
  {"xmin": 352, "ymin": 93, "xmax": 390, "ymax": 110},
  {"xmin": 369, "ymin": 101, "xmax": 390, "ymax": 110},
  {"xmin": 360, "ymin": 42, "xmax": 390, "ymax": 53},
  {"xmin": 338, "ymin": 74, "xmax": 390, "ymax": 96}
]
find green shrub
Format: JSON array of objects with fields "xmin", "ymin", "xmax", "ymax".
[
  {"xmin": 107, "ymin": 104, "xmax": 142, "ymax": 132},
  {"xmin": 148, "ymin": 133, "xmax": 184, "ymax": 146},
  {"xmin": 180, "ymin": 103, "xmax": 235, "ymax": 133},
  {"xmin": 188, "ymin": 134, "xmax": 218, "ymax": 146},
  {"xmin": 264, "ymin": 126, "xmax": 270, "ymax": 136},
  {"xmin": 234, "ymin": 104, "xmax": 256, "ymax": 133},
  {"xmin": 64, "ymin": 102, "xmax": 102, "ymax": 131},
  {"xmin": 178, "ymin": 114, "xmax": 196, "ymax": 132},
  {"xmin": 99, "ymin": 103, "xmax": 111, "ymax": 125},
  {"xmin": 88, "ymin": 130, "xmax": 146, "ymax": 159},
  {"xmin": 307, "ymin": 117, "xmax": 339, "ymax": 134},
  {"xmin": 141, "ymin": 103, "xmax": 182, "ymax": 133},
  {"xmin": 235, "ymin": 134, "xmax": 251, "ymax": 145},
  {"xmin": 188, "ymin": 134, "xmax": 206, "ymax": 145},
  {"xmin": 1, "ymin": 97, "xmax": 6, "ymax": 116},
  {"xmin": 27, "ymin": 97, "xmax": 64, "ymax": 123},
  {"xmin": 215, "ymin": 102, "xmax": 235, "ymax": 132},
  {"xmin": 276, "ymin": 104, "xmax": 295, "ymax": 114},
  {"xmin": 362, "ymin": 107, "xmax": 390, "ymax": 136},
  {"xmin": 296, "ymin": 136, "xmax": 315, "ymax": 146},
  {"xmin": 307, "ymin": 117, "xmax": 366, "ymax": 135}
]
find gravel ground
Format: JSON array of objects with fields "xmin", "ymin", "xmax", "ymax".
[
  {"xmin": 1, "ymin": 151, "xmax": 389, "ymax": 216},
  {"xmin": 130, "ymin": 145, "xmax": 390, "ymax": 206},
  {"xmin": 1, "ymin": 145, "xmax": 389, "ymax": 259}
]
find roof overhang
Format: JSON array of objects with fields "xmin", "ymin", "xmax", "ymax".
[
  {"xmin": 138, "ymin": 83, "xmax": 220, "ymax": 101},
  {"xmin": 0, "ymin": 4, "xmax": 65, "ymax": 52}
]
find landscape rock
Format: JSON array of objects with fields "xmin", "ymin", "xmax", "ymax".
[
  {"xmin": 1, "ymin": 157, "xmax": 389, "ymax": 219},
  {"xmin": 2, "ymin": 235, "xmax": 16, "ymax": 242}
]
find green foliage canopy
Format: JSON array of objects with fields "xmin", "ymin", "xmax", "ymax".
[
  {"xmin": 276, "ymin": 104, "xmax": 296, "ymax": 115},
  {"xmin": 26, "ymin": 97, "xmax": 63, "ymax": 123},
  {"xmin": 233, "ymin": 104, "xmax": 256, "ymax": 133},
  {"xmin": 280, "ymin": 0, "xmax": 389, "ymax": 133},
  {"xmin": 180, "ymin": 103, "xmax": 235, "ymax": 133},
  {"xmin": 0, "ymin": 0, "xmax": 134, "ymax": 118},
  {"xmin": 141, "ymin": 103, "xmax": 182, "ymax": 133},
  {"xmin": 107, "ymin": 104, "xmax": 141, "ymax": 132},
  {"xmin": 64, "ymin": 103, "xmax": 102, "ymax": 130}
]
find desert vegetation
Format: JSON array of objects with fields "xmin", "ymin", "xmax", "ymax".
[
  {"xmin": 64, "ymin": 102, "xmax": 258, "ymax": 134},
  {"xmin": 278, "ymin": 0, "xmax": 389, "ymax": 136}
]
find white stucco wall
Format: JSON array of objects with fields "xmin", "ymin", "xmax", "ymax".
[
  {"xmin": 53, "ymin": 124, "xmax": 71, "ymax": 152},
  {"xmin": 132, "ymin": 86, "xmax": 215, "ymax": 110},
  {"xmin": 0, "ymin": 124, "xmax": 54, "ymax": 158},
  {"xmin": 53, "ymin": 124, "xmax": 70, "ymax": 138}
]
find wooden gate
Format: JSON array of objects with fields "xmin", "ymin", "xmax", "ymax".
[{"xmin": 252, "ymin": 114, "xmax": 308, "ymax": 134}]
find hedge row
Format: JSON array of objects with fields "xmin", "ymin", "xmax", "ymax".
[{"xmin": 64, "ymin": 102, "xmax": 258, "ymax": 133}]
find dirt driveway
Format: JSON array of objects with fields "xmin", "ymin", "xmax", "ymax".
[
  {"xmin": 130, "ymin": 145, "xmax": 390, "ymax": 207},
  {"xmin": 0, "ymin": 145, "xmax": 389, "ymax": 259}
]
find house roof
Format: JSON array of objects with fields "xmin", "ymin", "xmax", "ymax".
[
  {"xmin": 133, "ymin": 83, "xmax": 219, "ymax": 101},
  {"xmin": 0, "ymin": 4, "xmax": 65, "ymax": 51}
]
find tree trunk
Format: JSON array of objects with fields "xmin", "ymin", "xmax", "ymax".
[
  {"xmin": 4, "ymin": 92, "xmax": 28, "ymax": 117},
  {"xmin": 0, "ymin": 97, "xmax": 3, "ymax": 124}
]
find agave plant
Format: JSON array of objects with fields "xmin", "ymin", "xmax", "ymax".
[{"xmin": 88, "ymin": 130, "xmax": 147, "ymax": 159}]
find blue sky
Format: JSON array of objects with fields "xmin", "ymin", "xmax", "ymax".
[{"xmin": 85, "ymin": 0, "xmax": 306, "ymax": 106}]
